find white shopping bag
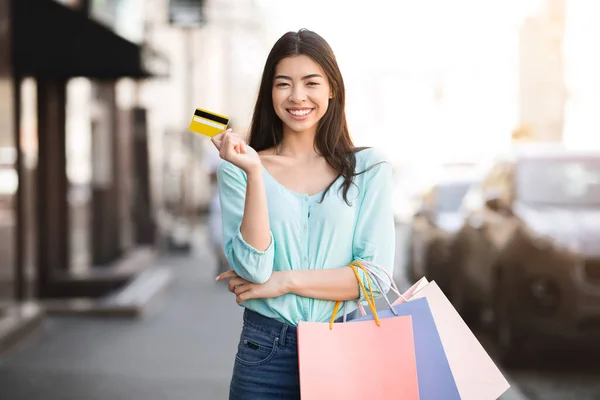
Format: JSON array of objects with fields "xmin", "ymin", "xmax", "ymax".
[{"xmin": 393, "ymin": 280, "xmax": 510, "ymax": 400}]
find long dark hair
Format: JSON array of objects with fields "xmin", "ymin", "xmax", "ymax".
[{"xmin": 248, "ymin": 29, "xmax": 369, "ymax": 205}]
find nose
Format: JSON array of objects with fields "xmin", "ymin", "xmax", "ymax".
[{"xmin": 289, "ymin": 86, "xmax": 306, "ymax": 103}]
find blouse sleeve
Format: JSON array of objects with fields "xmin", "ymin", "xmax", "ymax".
[
  {"xmin": 352, "ymin": 150, "xmax": 396, "ymax": 300},
  {"xmin": 217, "ymin": 161, "xmax": 275, "ymax": 284}
]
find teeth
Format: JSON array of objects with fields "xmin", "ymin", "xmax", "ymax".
[{"xmin": 289, "ymin": 109, "xmax": 311, "ymax": 116}]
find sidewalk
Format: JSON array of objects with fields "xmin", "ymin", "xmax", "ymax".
[
  {"xmin": 0, "ymin": 225, "xmax": 242, "ymax": 400},
  {"xmin": 0, "ymin": 223, "xmax": 529, "ymax": 400}
]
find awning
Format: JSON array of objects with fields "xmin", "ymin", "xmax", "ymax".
[{"xmin": 13, "ymin": 0, "xmax": 169, "ymax": 79}]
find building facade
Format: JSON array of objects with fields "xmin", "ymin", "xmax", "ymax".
[
  {"xmin": 0, "ymin": 0, "xmax": 273, "ymax": 353},
  {"xmin": 0, "ymin": 0, "xmax": 167, "ymax": 352},
  {"xmin": 518, "ymin": 0, "xmax": 566, "ymax": 142}
]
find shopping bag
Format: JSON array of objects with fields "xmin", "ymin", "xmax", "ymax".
[
  {"xmin": 403, "ymin": 276, "xmax": 429, "ymax": 299},
  {"xmin": 351, "ymin": 264, "xmax": 460, "ymax": 400},
  {"xmin": 353, "ymin": 298, "xmax": 460, "ymax": 399},
  {"xmin": 297, "ymin": 263, "xmax": 420, "ymax": 400},
  {"xmin": 390, "ymin": 278, "xmax": 510, "ymax": 400}
]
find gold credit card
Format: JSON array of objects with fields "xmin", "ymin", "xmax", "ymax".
[{"xmin": 189, "ymin": 108, "xmax": 230, "ymax": 137}]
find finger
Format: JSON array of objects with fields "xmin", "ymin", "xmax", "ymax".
[
  {"xmin": 225, "ymin": 137, "xmax": 245, "ymax": 158},
  {"xmin": 234, "ymin": 284, "xmax": 252, "ymax": 295},
  {"xmin": 227, "ymin": 277, "xmax": 247, "ymax": 293},
  {"xmin": 222, "ymin": 134, "xmax": 238, "ymax": 157},
  {"xmin": 220, "ymin": 133, "xmax": 230, "ymax": 149},
  {"xmin": 216, "ymin": 269, "xmax": 239, "ymax": 281},
  {"xmin": 211, "ymin": 131, "xmax": 225, "ymax": 149},
  {"xmin": 225, "ymin": 128, "xmax": 239, "ymax": 138},
  {"xmin": 237, "ymin": 291, "xmax": 252, "ymax": 303},
  {"xmin": 229, "ymin": 283, "xmax": 241, "ymax": 294},
  {"xmin": 227, "ymin": 277, "xmax": 246, "ymax": 287},
  {"xmin": 227, "ymin": 279, "xmax": 237, "ymax": 293},
  {"xmin": 221, "ymin": 128, "xmax": 233, "ymax": 142},
  {"xmin": 219, "ymin": 137, "xmax": 229, "ymax": 159}
]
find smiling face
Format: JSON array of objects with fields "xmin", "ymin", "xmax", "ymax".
[{"xmin": 272, "ymin": 55, "xmax": 332, "ymax": 137}]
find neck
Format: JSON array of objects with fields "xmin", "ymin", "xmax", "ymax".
[{"xmin": 277, "ymin": 127, "xmax": 320, "ymax": 160}]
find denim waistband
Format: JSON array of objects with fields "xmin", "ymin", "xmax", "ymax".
[
  {"xmin": 242, "ymin": 307, "xmax": 361, "ymax": 349},
  {"xmin": 243, "ymin": 308, "xmax": 297, "ymax": 348}
]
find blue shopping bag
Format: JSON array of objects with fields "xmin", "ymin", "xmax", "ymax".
[{"xmin": 353, "ymin": 297, "xmax": 460, "ymax": 400}]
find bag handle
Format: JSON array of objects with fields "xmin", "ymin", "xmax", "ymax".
[
  {"xmin": 360, "ymin": 261, "xmax": 409, "ymax": 303},
  {"xmin": 349, "ymin": 263, "xmax": 402, "ymax": 319},
  {"xmin": 339, "ymin": 261, "xmax": 410, "ymax": 321},
  {"xmin": 329, "ymin": 261, "xmax": 380, "ymax": 330},
  {"xmin": 363, "ymin": 266, "xmax": 399, "ymax": 317}
]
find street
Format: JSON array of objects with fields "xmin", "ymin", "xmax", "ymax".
[
  {"xmin": 509, "ymin": 357, "xmax": 600, "ymax": 400},
  {"xmin": 0, "ymin": 224, "xmax": 243, "ymax": 399},
  {"xmin": 0, "ymin": 222, "xmax": 598, "ymax": 399}
]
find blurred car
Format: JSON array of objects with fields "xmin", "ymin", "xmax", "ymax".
[
  {"xmin": 448, "ymin": 148, "xmax": 600, "ymax": 364},
  {"xmin": 407, "ymin": 172, "xmax": 478, "ymax": 291}
]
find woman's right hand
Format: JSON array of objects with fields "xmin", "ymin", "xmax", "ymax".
[{"xmin": 211, "ymin": 129, "xmax": 261, "ymax": 174}]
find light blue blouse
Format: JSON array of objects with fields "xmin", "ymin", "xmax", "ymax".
[{"xmin": 217, "ymin": 148, "xmax": 395, "ymax": 326}]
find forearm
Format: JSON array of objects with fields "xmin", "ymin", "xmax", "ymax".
[
  {"xmin": 240, "ymin": 168, "xmax": 271, "ymax": 251},
  {"xmin": 286, "ymin": 267, "xmax": 360, "ymax": 301}
]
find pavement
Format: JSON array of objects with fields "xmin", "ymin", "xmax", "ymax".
[
  {"xmin": 0, "ymin": 225, "xmax": 242, "ymax": 400},
  {"xmin": 0, "ymin": 223, "xmax": 530, "ymax": 399}
]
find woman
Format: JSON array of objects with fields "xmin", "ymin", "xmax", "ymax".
[{"xmin": 212, "ymin": 29, "xmax": 396, "ymax": 399}]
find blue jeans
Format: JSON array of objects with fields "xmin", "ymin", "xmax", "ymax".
[{"xmin": 229, "ymin": 308, "xmax": 357, "ymax": 399}]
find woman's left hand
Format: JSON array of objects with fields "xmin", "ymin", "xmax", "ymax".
[{"xmin": 217, "ymin": 270, "xmax": 291, "ymax": 304}]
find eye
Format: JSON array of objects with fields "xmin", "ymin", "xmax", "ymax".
[
  {"xmin": 307, "ymin": 82, "xmax": 320, "ymax": 86},
  {"xmin": 275, "ymin": 82, "xmax": 289, "ymax": 88}
]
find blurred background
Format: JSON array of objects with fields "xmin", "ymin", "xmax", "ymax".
[{"xmin": 1, "ymin": 0, "xmax": 599, "ymax": 399}]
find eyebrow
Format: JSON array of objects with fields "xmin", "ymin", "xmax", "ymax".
[{"xmin": 273, "ymin": 73, "xmax": 324, "ymax": 81}]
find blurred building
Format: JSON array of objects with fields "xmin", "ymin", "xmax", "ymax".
[
  {"xmin": 146, "ymin": 0, "xmax": 269, "ymax": 250},
  {"xmin": 0, "ymin": 0, "xmax": 170, "ymax": 352},
  {"xmin": 0, "ymin": 0, "xmax": 272, "ymax": 353},
  {"xmin": 518, "ymin": 0, "xmax": 566, "ymax": 142},
  {"xmin": 562, "ymin": 0, "xmax": 600, "ymax": 150}
]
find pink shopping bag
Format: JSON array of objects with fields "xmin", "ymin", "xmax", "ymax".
[
  {"xmin": 393, "ymin": 280, "xmax": 510, "ymax": 400},
  {"xmin": 297, "ymin": 262, "xmax": 420, "ymax": 400},
  {"xmin": 298, "ymin": 316, "xmax": 419, "ymax": 400}
]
